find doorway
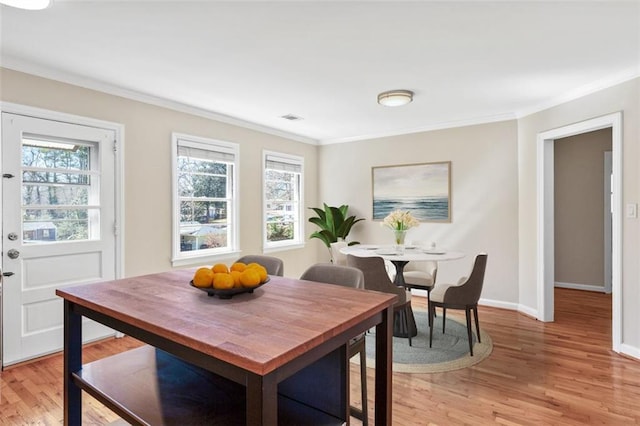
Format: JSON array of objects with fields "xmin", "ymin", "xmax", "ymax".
[
  {"xmin": 553, "ymin": 130, "xmax": 612, "ymax": 293},
  {"xmin": 536, "ymin": 112, "xmax": 622, "ymax": 352},
  {"xmin": 1, "ymin": 104, "xmax": 124, "ymax": 366}
]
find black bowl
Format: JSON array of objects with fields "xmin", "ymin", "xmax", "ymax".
[{"xmin": 190, "ymin": 277, "xmax": 269, "ymax": 299}]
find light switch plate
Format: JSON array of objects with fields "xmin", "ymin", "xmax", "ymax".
[{"xmin": 626, "ymin": 203, "xmax": 638, "ymax": 218}]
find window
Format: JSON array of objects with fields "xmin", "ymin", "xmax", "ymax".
[
  {"xmin": 21, "ymin": 136, "xmax": 99, "ymax": 243},
  {"xmin": 172, "ymin": 133, "xmax": 238, "ymax": 265},
  {"xmin": 263, "ymin": 151, "xmax": 304, "ymax": 250}
]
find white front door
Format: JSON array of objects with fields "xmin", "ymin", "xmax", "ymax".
[{"xmin": 2, "ymin": 112, "xmax": 117, "ymax": 366}]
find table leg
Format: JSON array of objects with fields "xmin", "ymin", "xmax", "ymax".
[
  {"xmin": 390, "ymin": 260, "xmax": 408, "ymax": 287},
  {"xmin": 393, "ymin": 304, "xmax": 417, "ymax": 339},
  {"xmin": 375, "ymin": 305, "xmax": 393, "ymax": 426},
  {"xmin": 246, "ymin": 373, "xmax": 277, "ymax": 426},
  {"xmin": 63, "ymin": 300, "xmax": 82, "ymax": 426},
  {"xmin": 390, "ymin": 260, "xmax": 417, "ymax": 338}
]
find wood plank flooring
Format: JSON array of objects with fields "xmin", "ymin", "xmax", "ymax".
[{"xmin": 1, "ymin": 288, "xmax": 638, "ymax": 425}]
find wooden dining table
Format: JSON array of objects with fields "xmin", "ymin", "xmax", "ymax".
[{"xmin": 56, "ymin": 269, "xmax": 397, "ymax": 426}]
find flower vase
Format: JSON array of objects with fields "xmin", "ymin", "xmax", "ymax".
[{"xmin": 394, "ymin": 230, "xmax": 407, "ymax": 254}]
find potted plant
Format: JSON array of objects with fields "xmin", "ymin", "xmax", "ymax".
[{"xmin": 308, "ymin": 203, "xmax": 364, "ymax": 259}]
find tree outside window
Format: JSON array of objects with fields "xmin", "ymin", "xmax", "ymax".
[
  {"xmin": 264, "ymin": 152, "xmax": 303, "ymax": 249},
  {"xmin": 173, "ymin": 134, "xmax": 238, "ymax": 262}
]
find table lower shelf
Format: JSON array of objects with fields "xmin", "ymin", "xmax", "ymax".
[{"xmin": 73, "ymin": 345, "xmax": 345, "ymax": 425}]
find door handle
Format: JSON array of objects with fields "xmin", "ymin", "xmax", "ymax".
[
  {"xmin": 7, "ymin": 249, "xmax": 20, "ymax": 259},
  {"xmin": 2, "ymin": 272, "xmax": 14, "ymax": 277}
]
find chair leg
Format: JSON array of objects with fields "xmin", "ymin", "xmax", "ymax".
[
  {"xmin": 429, "ymin": 288, "xmax": 436, "ymax": 318},
  {"xmin": 442, "ymin": 307, "xmax": 447, "ymax": 333},
  {"xmin": 359, "ymin": 344, "xmax": 368, "ymax": 426},
  {"xmin": 429, "ymin": 303, "xmax": 434, "ymax": 348},
  {"xmin": 473, "ymin": 305, "xmax": 481, "ymax": 344},
  {"xmin": 426, "ymin": 289, "xmax": 431, "ymax": 327},
  {"xmin": 405, "ymin": 306, "xmax": 412, "ymax": 347},
  {"xmin": 465, "ymin": 307, "xmax": 474, "ymax": 356}
]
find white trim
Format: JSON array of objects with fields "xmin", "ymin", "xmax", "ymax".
[
  {"xmin": 1, "ymin": 57, "xmax": 317, "ymax": 146},
  {"xmin": 619, "ymin": 343, "xmax": 640, "ymax": 361},
  {"xmin": 604, "ymin": 151, "xmax": 613, "ymax": 294},
  {"xmin": 171, "ymin": 132, "xmax": 240, "ymax": 266},
  {"xmin": 478, "ymin": 298, "xmax": 519, "ymax": 311},
  {"xmin": 517, "ymin": 67, "xmax": 640, "ymax": 119},
  {"xmin": 517, "ymin": 304, "xmax": 539, "ymax": 319},
  {"xmin": 263, "ymin": 242, "xmax": 306, "ymax": 254},
  {"xmin": 554, "ymin": 282, "xmax": 607, "ymax": 293},
  {"xmin": 0, "ymin": 102, "xmax": 126, "ymax": 279},
  {"xmin": 4, "ymin": 57, "xmax": 639, "ymax": 148},
  {"xmin": 262, "ymin": 150, "xmax": 305, "ymax": 251},
  {"xmin": 536, "ymin": 112, "xmax": 623, "ymax": 353},
  {"xmin": 319, "ymin": 112, "xmax": 516, "ymax": 145},
  {"xmin": 171, "ymin": 251, "xmax": 242, "ymax": 269}
]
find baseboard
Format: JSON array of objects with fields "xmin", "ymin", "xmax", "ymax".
[
  {"xmin": 555, "ymin": 281, "xmax": 607, "ymax": 293},
  {"xmin": 619, "ymin": 343, "xmax": 640, "ymax": 360},
  {"xmin": 453, "ymin": 297, "xmax": 540, "ymax": 320},
  {"xmin": 478, "ymin": 297, "xmax": 518, "ymax": 311},
  {"xmin": 418, "ymin": 295, "xmax": 539, "ymax": 319},
  {"xmin": 517, "ymin": 304, "xmax": 539, "ymax": 319}
]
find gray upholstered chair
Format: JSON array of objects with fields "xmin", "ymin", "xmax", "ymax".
[
  {"xmin": 235, "ymin": 254, "xmax": 284, "ymax": 276},
  {"xmin": 299, "ymin": 263, "xmax": 368, "ymax": 425},
  {"xmin": 346, "ymin": 254, "xmax": 414, "ymax": 346},
  {"xmin": 429, "ymin": 253, "xmax": 488, "ymax": 356}
]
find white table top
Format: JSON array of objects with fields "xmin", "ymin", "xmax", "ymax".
[{"xmin": 341, "ymin": 244, "xmax": 465, "ymax": 262}]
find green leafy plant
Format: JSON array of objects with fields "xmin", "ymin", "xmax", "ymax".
[{"xmin": 308, "ymin": 204, "xmax": 365, "ymax": 251}]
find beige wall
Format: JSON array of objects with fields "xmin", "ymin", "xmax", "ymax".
[
  {"xmin": 0, "ymin": 68, "xmax": 320, "ymax": 278},
  {"xmin": 518, "ymin": 77, "xmax": 639, "ymax": 350},
  {"xmin": 319, "ymin": 120, "xmax": 520, "ymax": 306},
  {"xmin": 554, "ymin": 128, "xmax": 612, "ymax": 287},
  {"xmin": 3, "ymin": 67, "xmax": 638, "ymax": 355}
]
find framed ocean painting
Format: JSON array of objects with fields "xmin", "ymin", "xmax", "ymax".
[{"xmin": 372, "ymin": 161, "xmax": 451, "ymax": 222}]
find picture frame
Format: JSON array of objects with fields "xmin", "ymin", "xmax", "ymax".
[{"xmin": 372, "ymin": 161, "xmax": 451, "ymax": 222}]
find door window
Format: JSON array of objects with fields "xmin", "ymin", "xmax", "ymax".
[{"xmin": 21, "ymin": 136, "xmax": 100, "ymax": 243}]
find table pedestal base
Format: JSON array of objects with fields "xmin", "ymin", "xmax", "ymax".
[{"xmin": 393, "ymin": 302, "xmax": 417, "ymax": 339}]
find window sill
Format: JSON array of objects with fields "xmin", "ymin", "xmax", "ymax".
[
  {"xmin": 171, "ymin": 250, "xmax": 242, "ymax": 268},
  {"xmin": 262, "ymin": 242, "xmax": 306, "ymax": 254}
]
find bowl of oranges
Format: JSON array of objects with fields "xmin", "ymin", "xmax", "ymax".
[{"xmin": 190, "ymin": 261, "xmax": 270, "ymax": 299}]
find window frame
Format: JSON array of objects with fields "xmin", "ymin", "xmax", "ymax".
[
  {"xmin": 171, "ymin": 132, "xmax": 240, "ymax": 267},
  {"xmin": 262, "ymin": 150, "xmax": 305, "ymax": 252}
]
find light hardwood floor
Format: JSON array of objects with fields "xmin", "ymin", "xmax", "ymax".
[{"xmin": 1, "ymin": 288, "xmax": 638, "ymax": 425}]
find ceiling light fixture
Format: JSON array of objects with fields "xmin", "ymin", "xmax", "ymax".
[
  {"xmin": 377, "ymin": 90, "xmax": 414, "ymax": 107},
  {"xmin": 0, "ymin": 0, "xmax": 51, "ymax": 10}
]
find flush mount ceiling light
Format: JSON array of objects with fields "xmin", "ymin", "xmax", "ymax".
[
  {"xmin": 0, "ymin": 0, "xmax": 51, "ymax": 10},
  {"xmin": 377, "ymin": 90, "xmax": 414, "ymax": 107}
]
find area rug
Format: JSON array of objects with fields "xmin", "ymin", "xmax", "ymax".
[{"xmin": 354, "ymin": 309, "xmax": 493, "ymax": 373}]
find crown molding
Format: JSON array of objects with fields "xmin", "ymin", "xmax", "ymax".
[
  {"xmin": 516, "ymin": 66, "xmax": 640, "ymax": 119},
  {"xmin": 0, "ymin": 56, "xmax": 319, "ymax": 145},
  {"xmin": 317, "ymin": 112, "xmax": 517, "ymax": 145}
]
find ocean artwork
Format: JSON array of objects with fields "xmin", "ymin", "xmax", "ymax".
[{"xmin": 372, "ymin": 162, "xmax": 451, "ymax": 222}]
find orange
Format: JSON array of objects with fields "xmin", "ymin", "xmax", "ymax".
[
  {"xmin": 230, "ymin": 270, "xmax": 243, "ymax": 288},
  {"xmin": 213, "ymin": 273, "xmax": 235, "ymax": 290},
  {"xmin": 253, "ymin": 265, "xmax": 268, "ymax": 283},
  {"xmin": 192, "ymin": 267, "xmax": 214, "ymax": 288},
  {"xmin": 211, "ymin": 263, "xmax": 229, "ymax": 274},
  {"xmin": 240, "ymin": 268, "xmax": 261, "ymax": 288},
  {"xmin": 230, "ymin": 262, "xmax": 247, "ymax": 273}
]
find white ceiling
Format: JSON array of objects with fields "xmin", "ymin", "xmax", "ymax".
[{"xmin": 1, "ymin": 1, "xmax": 639, "ymax": 145}]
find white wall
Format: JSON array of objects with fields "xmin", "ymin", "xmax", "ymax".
[
  {"xmin": 0, "ymin": 68, "xmax": 321, "ymax": 279},
  {"xmin": 318, "ymin": 120, "xmax": 520, "ymax": 307},
  {"xmin": 518, "ymin": 77, "xmax": 639, "ymax": 353}
]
